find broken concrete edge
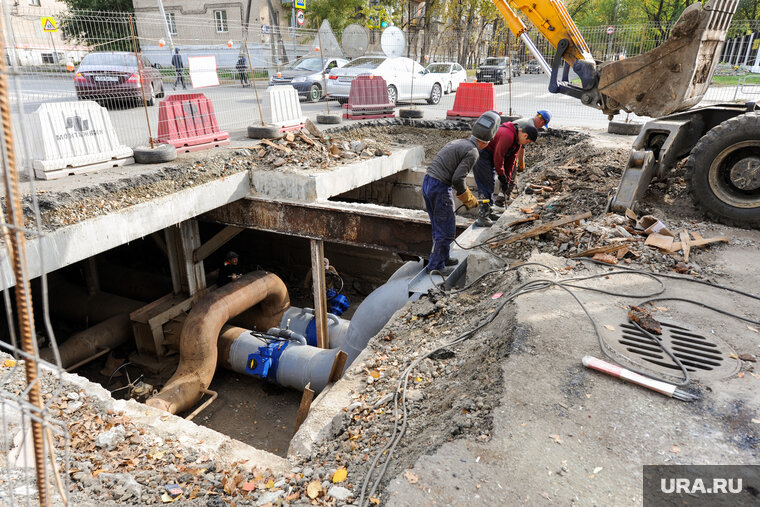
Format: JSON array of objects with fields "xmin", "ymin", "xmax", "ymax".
[
  {"xmin": 52, "ymin": 363, "xmax": 291, "ymax": 474},
  {"xmin": 321, "ymin": 118, "xmax": 473, "ymax": 135},
  {"xmin": 0, "ymin": 172, "xmax": 251, "ymax": 291},
  {"xmin": 251, "ymin": 145, "xmax": 425, "ymax": 202}
]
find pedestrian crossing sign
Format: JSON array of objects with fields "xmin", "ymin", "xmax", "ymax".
[{"xmin": 41, "ymin": 17, "xmax": 58, "ymax": 32}]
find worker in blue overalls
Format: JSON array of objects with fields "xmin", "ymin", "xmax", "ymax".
[{"xmin": 422, "ymin": 111, "xmax": 501, "ymax": 273}]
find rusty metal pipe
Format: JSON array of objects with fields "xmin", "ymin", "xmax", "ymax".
[
  {"xmin": 40, "ymin": 313, "xmax": 132, "ymax": 369},
  {"xmin": 146, "ymin": 271, "xmax": 289, "ymax": 415}
]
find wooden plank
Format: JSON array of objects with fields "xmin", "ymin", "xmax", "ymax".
[
  {"xmin": 260, "ymin": 138, "xmax": 292, "ymax": 153},
  {"xmin": 192, "ymin": 225, "xmax": 245, "ymax": 263},
  {"xmin": 692, "ymin": 231, "xmax": 704, "ymax": 241},
  {"xmin": 293, "ymin": 382, "xmax": 315, "ymax": 436},
  {"xmin": 298, "ymin": 133, "xmax": 316, "ymax": 146},
  {"xmin": 328, "ymin": 351, "xmax": 348, "ymax": 383},
  {"xmin": 488, "ymin": 212, "xmax": 592, "ymax": 249},
  {"xmin": 680, "ymin": 231, "xmax": 691, "ymax": 263},
  {"xmin": 644, "ymin": 233, "xmax": 675, "ymax": 251},
  {"xmin": 310, "ymin": 239, "xmax": 329, "ymax": 349},
  {"xmin": 529, "ymin": 183, "xmax": 553, "ymax": 192},
  {"xmin": 571, "ymin": 243, "xmax": 629, "ymax": 258},
  {"xmin": 507, "ymin": 214, "xmax": 539, "ymax": 227}
]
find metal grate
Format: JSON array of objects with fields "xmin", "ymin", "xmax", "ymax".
[{"xmin": 609, "ymin": 321, "xmax": 740, "ymax": 381}]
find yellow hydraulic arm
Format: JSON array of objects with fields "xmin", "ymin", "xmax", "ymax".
[{"xmin": 492, "ymin": 0, "xmax": 595, "ymax": 68}]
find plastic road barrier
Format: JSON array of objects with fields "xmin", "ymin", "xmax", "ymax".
[
  {"xmin": 157, "ymin": 93, "xmax": 230, "ymax": 153},
  {"xmin": 446, "ymin": 82, "xmax": 500, "ymax": 120},
  {"xmin": 267, "ymin": 85, "xmax": 306, "ymax": 132},
  {"xmin": 31, "ymin": 101, "xmax": 133, "ymax": 180},
  {"xmin": 343, "ymin": 75, "xmax": 395, "ymax": 120}
]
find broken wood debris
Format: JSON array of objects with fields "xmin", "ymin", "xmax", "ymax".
[{"xmin": 488, "ymin": 212, "xmax": 592, "ymax": 249}]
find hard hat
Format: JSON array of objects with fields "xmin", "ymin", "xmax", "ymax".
[
  {"xmin": 537, "ymin": 109, "xmax": 551, "ymax": 126},
  {"xmin": 226, "ymin": 251, "xmax": 239, "ymax": 261},
  {"xmin": 472, "ymin": 111, "xmax": 501, "ymax": 143}
]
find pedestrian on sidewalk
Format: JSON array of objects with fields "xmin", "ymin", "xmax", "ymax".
[
  {"xmin": 172, "ymin": 48, "xmax": 186, "ymax": 90},
  {"xmin": 472, "ymin": 121, "xmax": 538, "ymax": 227},
  {"xmin": 422, "ymin": 111, "xmax": 500, "ymax": 273},
  {"xmin": 236, "ymin": 53, "xmax": 249, "ymax": 87}
]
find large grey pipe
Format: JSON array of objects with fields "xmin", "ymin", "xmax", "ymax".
[{"xmin": 222, "ymin": 261, "xmax": 422, "ymax": 392}]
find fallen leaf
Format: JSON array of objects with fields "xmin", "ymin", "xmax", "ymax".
[
  {"xmin": 520, "ymin": 207, "xmax": 535, "ymax": 214},
  {"xmin": 604, "ymin": 325, "xmax": 615, "ymax": 331},
  {"xmin": 404, "ymin": 470, "xmax": 419, "ymax": 484},
  {"xmin": 550, "ymin": 434, "xmax": 563, "ymax": 444},
  {"xmin": 670, "ymin": 445, "xmax": 680, "ymax": 453},
  {"xmin": 265, "ymin": 479, "xmax": 274, "ymax": 489},
  {"xmin": 286, "ymin": 492, "xmax": 300, "ymax": 501},
  {"xmin": 739, "ymin": 354, "xmax": 757, "ymax": 362},
  {"xmin": 242, "ymin": 482, "xmax": 255, "ymax": 492},
  {"xmin": 3, "ymin": 359, "xmax": 17, "ymax": 367},
  {"xmin": 306, "ymin": 480, "xmax": 322, "ymax": 499},
  {"xmin": 738, "ymin": 373, "xmax": 745, "ymax": 378},
  {"xmin": 370, "ymin": 370, "xmax": 380, "ymax": 379},
  {"xmin": 370, "ymin": 498, "xmax": 381, "ymax": 505},
  {"xmin": 332, "ymin": 468, "xmax": 347, "ymax": 483},
  {"xmin": 729, "ymin": 353, "xmax": 739, "ymax": 359}
]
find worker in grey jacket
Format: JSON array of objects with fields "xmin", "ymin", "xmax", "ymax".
[{"xmin": 422, "ymin": 111, "xmax": 501, "ymax": 272}]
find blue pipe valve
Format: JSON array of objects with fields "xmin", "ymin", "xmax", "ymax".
[
  {"xmin": 326, "ymin": 289, "xmax": 350, "ymax": 317},
  {"xmin": 245, "ymin": 341, "xmax": 288, "ymax": 381}
]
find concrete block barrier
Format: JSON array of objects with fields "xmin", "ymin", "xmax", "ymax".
[
  {"xmin": 446, "ymin": 82, "xmax": 500, "ymax": 120},
  {"xmin": 267, "ymin": 85, "xmax": 306, "ymax": 132},
  {"xmin": 157, "ymin": 93, "xmax": 230, "ymax": 153},
  {"xmin": 343, "ymin": 75, "xmax": 395, "ymax": 120},
  {"xmin": 31, "ymin": 101, "xmax": 134, "ymax": 180}
]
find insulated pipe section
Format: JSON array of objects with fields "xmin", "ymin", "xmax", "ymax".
[
  {"xmin": 279, "ymin": 307, "xmax": 350, "ymax": 349},
  {"xmin": 146, "ymin": 271, "xmax": 290, "ymax": 415}
]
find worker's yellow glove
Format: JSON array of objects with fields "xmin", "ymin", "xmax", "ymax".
[{"xmin": 456, "ymin": 188, "xmax": 478, "ymax": 210}]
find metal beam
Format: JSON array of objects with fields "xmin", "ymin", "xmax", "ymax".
[{"xmin": 202, "ymin": 197, "xmax": 468, "ymax": 257}]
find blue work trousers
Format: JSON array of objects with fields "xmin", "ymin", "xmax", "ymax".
[
  {"xmin": 473, "ymin": 148, "xmax": 496, "ymax": 199},
  {"xmin": 422, "ymin": 175, "xmax": 455, "ymax": 271}
]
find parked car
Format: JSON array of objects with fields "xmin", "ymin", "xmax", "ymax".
[
  {"xmin": 425, "ymin": 61, "xmax": 467, "ymax": 94},
  {"xmin": 326, "ymin": 56, "xmax": 444, "ymax": 105},
  {"xmin": 525, "ymin": 59, "xmax": 543, "ymax": 74},
  {"xmin": 476, "ymin": 57, "xmax": 511, "ymax": 84},
  {"xmin": 269, "ymin": 56, "xmax": 348, "ymax": 102},
  {"xmin": 74, "ymin": 52, "xmax": 165, "ymax": 106}
]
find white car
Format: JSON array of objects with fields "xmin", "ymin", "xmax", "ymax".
[
  {"xmin": 326, "ymin": 56, "xmax": 443, "ymax": 106},
  {"xmin": 425, "ymin": 62, "xmax": 466, "ymax": 94}
]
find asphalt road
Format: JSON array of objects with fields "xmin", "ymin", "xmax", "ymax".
[{"xmin": 10, "ymin": 72, "xmax": 744, "ymax": 150}]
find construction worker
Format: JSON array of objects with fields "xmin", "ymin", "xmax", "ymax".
[
  {"xmin": 218, "ymin": 251, "xmax": 245, "ymax": 286},
  {"xmin": 422, "ymin": 111, "xmax": 501, "ymax": 273},
  {"xmin": 473, "ymin": 121, "xmax": 538, "ymax": 227},
  {"xmin": 493, "ymin": 110, "xmax": 550, "ymax": 207}
]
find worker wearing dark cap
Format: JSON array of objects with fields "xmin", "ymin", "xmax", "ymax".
[
  {"xmin": 422, "ymin": 111, "xmax": 501, "ymax": 273},
  {"xmin": 218, "ymin": 251, "xmax": 245, "ymax": 286},
  {"xmin": 473, "ymin": 121, "xmax": 538, "ymax": 227}
]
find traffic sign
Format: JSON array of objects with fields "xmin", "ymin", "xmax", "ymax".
[
  {"xmin": 296, "ymin": 10, "xmax": 305, "ymax": 26},
  {"xmin": 40, "ymin": 16, "xmax": 57, "ymax": 32},
  {"xmin": 295, "ymin": 0, "xmax": 305, "ymax": 8},
  {"xmin": 606, "ymin": 25, "xmax": 615, "ymax": 35}
]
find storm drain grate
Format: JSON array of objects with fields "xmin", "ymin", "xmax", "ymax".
[{"xmin": 607, "ymin": 321, "xmax": 740, "ymax": 381}]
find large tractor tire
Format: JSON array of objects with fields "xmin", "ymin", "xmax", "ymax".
[{"xmin": 686, "ymin": 112, "xmax": 760, "ymax": 228}]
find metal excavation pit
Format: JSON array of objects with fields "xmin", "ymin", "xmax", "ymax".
[{"xmin": 606, "ymin": 320, "xmax": 741, "ymax": 381}]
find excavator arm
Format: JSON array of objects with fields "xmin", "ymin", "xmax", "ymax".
[{"xmin": 496, "ymin": 0, "xmax": 739, "ymax": 118}]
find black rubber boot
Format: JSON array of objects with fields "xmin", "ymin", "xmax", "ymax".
[
  {"xmin": 474, "ymin": 202, "xmax": 493, "ymax": 228},
  {"xmin": 494, "ymin": 193, "xmax": 506, "ymax": 208},
  {"xmin": 444, "ymin": 258, "xmax": 459, "ymax": 267}
]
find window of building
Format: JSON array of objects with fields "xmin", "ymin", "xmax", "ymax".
[
  {"xmin": 41, "ymin": 53, "xmax": 54, "ymax": 64},
  {"xmin": 166, "ymin": 12, "xmax": 177, "ymax": 35},
  {"xmin": 29, "ymin": 0, "xmax": 41, "ymax": 6},
  {"xmin": 214, "ymin": 10, "xmax": 228, "ymax": 33}
]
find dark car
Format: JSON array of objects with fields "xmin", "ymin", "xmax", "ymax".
[
  {"xmin": 525, "ymin": 60, "xmax": 543, "ymax": 74},
  {"xmin": 476, "ymin": 57, "xmax": 511, "ymax": 84},
  {"xmin": 269, "ymin": 56, "xmax": 347, "ymax": 102},
  {"xmin": 74, "ymin": 52, "xmax": 165, "ymax": 106}
]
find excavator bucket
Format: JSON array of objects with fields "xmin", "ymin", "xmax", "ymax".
[{"xmin": 598, "ymin": 0, "xmax": 738, "ymax": 118}]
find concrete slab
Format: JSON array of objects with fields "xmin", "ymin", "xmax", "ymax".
[
  {"xmin": 251, "ymin": 146, "xmax": 424, "ymax": 201},
  {"xmin": 0, "ymin": 172, "xmax": 251, "ymax": 290}
]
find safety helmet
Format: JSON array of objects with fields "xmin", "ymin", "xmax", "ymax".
[
  {"xmin": 472, "ymin": 111, "xmax": 501, "ymax": 143},
  {"xmin": 536, "ymin": 110, "xmax": 551, "ymax": 126},
  {"xmin": 226, "ymin": 251, "xmax": 239, "ymax": 261}
]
